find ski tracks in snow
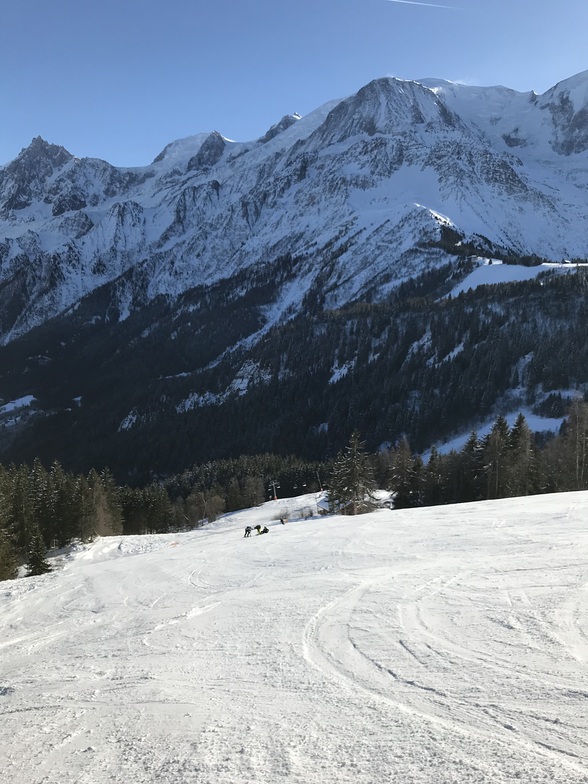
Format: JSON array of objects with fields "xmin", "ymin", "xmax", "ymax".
[
  {"xmin": 301, "ymin": 557, "xmax": 588, "ymax": 781},
  {"xmin": 3, "ymin": 494, "xmax": 588, "ymax": 783}
]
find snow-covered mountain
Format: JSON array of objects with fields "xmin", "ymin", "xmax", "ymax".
[
  {"xmin": 3, "ymin": 72, "xmax": 588, "ymax": 479},
  {"xmin": 2, "ymin": 71, "xmax": 588, "ymax": 344},
  {"xmin": 3, "ymin": 491, "xmax": 588, "ymax": 783}
]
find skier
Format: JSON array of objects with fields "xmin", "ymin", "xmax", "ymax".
[
  {"xmin": 260, "ymin": 526, "xmax": 269, "ymax": 534},
  {"xmin": 254, "ymin": 525, "xmax": 262, "ymax": 534},
  {"xmin": 244, "ymin": 526, "xmax": 252, "ymax": 537}
]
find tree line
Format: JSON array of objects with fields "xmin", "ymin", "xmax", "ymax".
[
  {"xmin": 0, "ymin": 460, "xmax": 178, "ymax": 581},
  {"xmin": 3, "ymin": 399, "xmax": 588, "ymax": 582},
  {"xmin": 330, "ymin": 400, "xmax": 588, "ymax": 514},
  {"xmin": 0, "ymin": 453, "xmax": 326, "ymax": 582}
]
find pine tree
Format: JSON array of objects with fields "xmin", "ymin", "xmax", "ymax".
[
  {"xmin": 564, "ymin": 398, "xmax": 588, "ymax": 490},
  {"xmin": 0, "ymin": 527, "xmax": 18, "ymax": 581},
  {"xmin": 328, "ymin": 431, "xmax": 376, "ymax": 515},
  {"xmin": 11, "ymin": 465, "xmax": 36, "ymax": 559},
  {"xmin": 120, "ymin": 487, "xmax": 145, "ymax": 535},
  {"xmin": 141, "ymin": 484, "xmax": 174, "ymax": 534},
  {"xmin": 30, "ymin": 458, "xmax": 50, "ymax": 546},
  {"xmin": 509, "ymin": 412, "xmax": 536, "ymax": 497},
  {"xmin": 0, "ymin": 468, "xmax": 19, "ymax": 581},
  {"xmin": 88, "ymin": 469, "xmax": 123, "ymax": 537},
  {"xmin": 422, "ymin": 447, "xmax": 445, "ymax": 506},
  {"xmin": 26, "ymin": 528, "xmax": 52, "ymax": 577},
  {"xmin": 48, "ymin": 461, "xmax": 78, "ymax": 546},
  {"xmin": 481, "ymin": 416, "xmax": 511, "ymax": 499},
  {"xmin": 390, "ymin": 438, "xmax": 418, "ymax": 509},
  {"xmin": 457, "ymin": 431, "xmax": 482, "ymax": 502}
]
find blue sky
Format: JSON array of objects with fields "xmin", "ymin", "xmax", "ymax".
[{"xmin": 2, "ymin": 0, "xmax": 586, "ymax": 167}]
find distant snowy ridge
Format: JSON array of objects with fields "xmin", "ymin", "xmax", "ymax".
[{"xmin": 2, "ymin": 72, "xmax": 588, "ymax": 343}]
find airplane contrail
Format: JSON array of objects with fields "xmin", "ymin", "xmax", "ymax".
[{"xmin": 386, "ymin": 0, "xmax": 458, "ymax": 9}]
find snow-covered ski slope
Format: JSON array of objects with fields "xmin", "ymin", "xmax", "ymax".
[{"xmin": 2, "ymin": 491, "xmax": 588, "ymax": 783}]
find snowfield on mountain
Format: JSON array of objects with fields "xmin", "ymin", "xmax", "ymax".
[
  {"xmin": 2, "ymin": 491, "xmax": 588, "ymax": 783},
  {"xmin": 3, "ymin": 70, "xmax": 588, "ymax": 343}
]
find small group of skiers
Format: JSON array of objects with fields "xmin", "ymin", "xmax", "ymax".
[{"xmin": 244, "ymin": 524, "xmax": 269, "ymax": 537}]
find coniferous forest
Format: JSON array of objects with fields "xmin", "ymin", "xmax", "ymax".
[
  {"xmin": 3, "ymin": 254, "xmax": 588, "ymax": 583},
  {"xmin": 2, "ymin": 260, "xmax": 588, "ymax": 484},
  {"xmin": 3, "ymin": 399, "xmax": 588, "ymax": 582}
]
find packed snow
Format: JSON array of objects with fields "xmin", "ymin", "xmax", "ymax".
[{"xmin": 2, "ymin": 491, "xmax": 588, "ymax": 783}]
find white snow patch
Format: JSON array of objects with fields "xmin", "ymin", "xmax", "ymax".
[
  {"xmin": 329, "ymin": 360, "xmax": 355, "ymax": 384},
  {"xmin": 429, "ymin": 408, "xmax": 564, "ymax": 456},
  {"xmin": 449, "ymin": 259, "xmax": 585, "ymax": 297},
  {"xmin": 176, "ymin": 390, "xmax": 223, "ymax": 412},
  {"xmin": 118, "ymin": 409, "xmax": 139, "ymax": 431},
  {"xmin": 0, "ymin": 395, "xmax": 35, "ymax": 415},
  {"xmin": 227, "ymin": 360, "xmax": 271, "ymax": 395}
]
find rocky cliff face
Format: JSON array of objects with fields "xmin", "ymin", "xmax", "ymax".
[{"xmin": 1, "ymin": 71, "xmax": 588, "ymax": 344}]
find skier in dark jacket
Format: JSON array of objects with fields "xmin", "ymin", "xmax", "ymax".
[{"xmin": 244, "ymin": 526, "xmax": 252, "ymax": 537}]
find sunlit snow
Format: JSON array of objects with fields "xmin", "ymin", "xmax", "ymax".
[
  {"xmin": 2, "ymin": 491, "xmax": 588, "ymax": 782},
  {"xmin": 449, "ymin": 259, "xmax": 585, "ymax": 297}
]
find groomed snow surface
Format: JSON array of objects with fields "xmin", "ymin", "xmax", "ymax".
[{"xmin": 2, "ymin": 492, "xmax": 588, "ymax": 783}]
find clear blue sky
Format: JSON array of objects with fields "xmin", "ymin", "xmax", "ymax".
[{"xmin": 2, "ymin": 0, "xmax": 586, "ymax": 167}]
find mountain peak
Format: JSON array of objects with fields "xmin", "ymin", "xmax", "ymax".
[
  {"xmin": 151, "ymin": 133, "xmax": 211, "ymax": 166},
  {"xmin": 543, "ymin": 69, "xmax": 588, "ymax": 106},
  {"xmin": 539, "ymin": 70, "xmax": 588, "ymax": 155},
  {"xmin": 310, "ymin": 76, "xmax": 460, "ymax": 146},
  {"xmin": 258, "ymin": 113, "xmax": 302, "ymax": 145},
  {"xmin": 186, "ymin": 131, "xmax": 226, "ymax": 171},
  {"xmin": 0, "ymin": 137, "xmax": 74, "ymax": 214},
  {"xmin": 18, "ymin": 136, "xmax": 72, "ymax": 167}
]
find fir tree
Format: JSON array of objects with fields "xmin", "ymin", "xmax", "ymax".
[
  {"xmin": 390, "ymin": 438, "xmax": 419, "ymax": 509},
  {"xmin": 422, "ymin": 447, "xmax": 445, "ymax": 506},
  {"xmin": 509, "ymin": 413, "xmax": 537, "ymax": 496},
  {"xmin": 328, "ymin": 431, "xmax": 376, "ymax": 515},
  {"xmin": 0, "ymin": 527, "xmax": 18, "ymax": 581},
  {"xmin": 26, "ymin": 529, "xmax": 52, "ymax": 577},
  {"xmin": 564, "ymin": 398, "xmax": 588, "ymax": 490},
  {"xmin": 457, "ymin": 432, "xmax": 482, "ymax": 502},
  {"xmin": 10, "ymin": 465, "xmax": 36, "ymax": 559},
  {"xmin": 481, "ymin": 416, "xmax": 511, "ymax": 499},
  {"xmin": 0, "ymin": 467, "xmax": 19, "ymax": 580}
]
